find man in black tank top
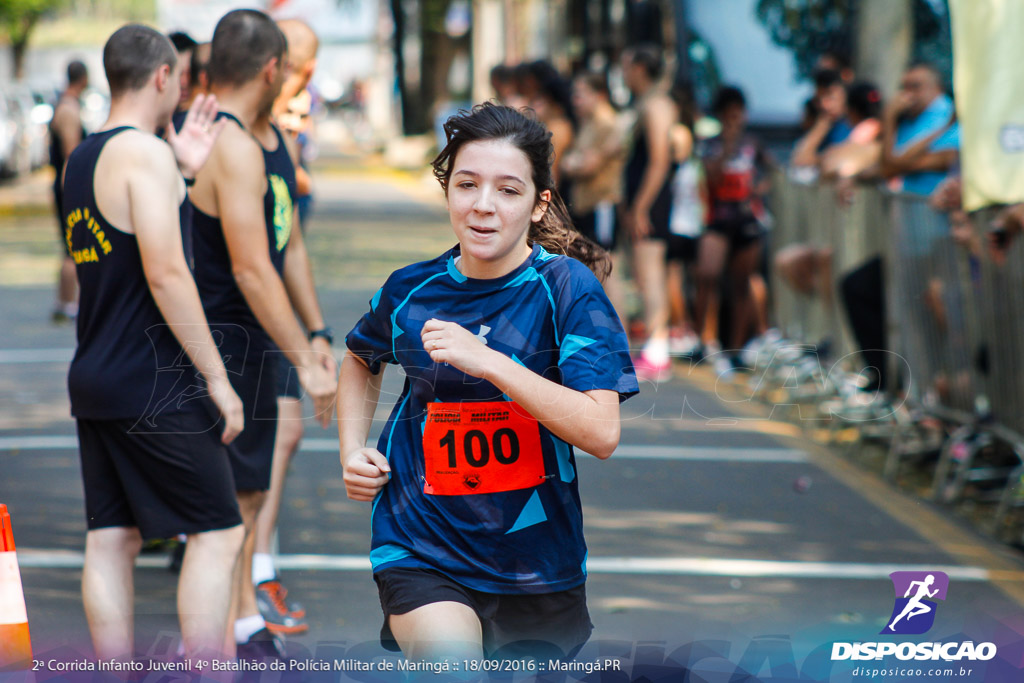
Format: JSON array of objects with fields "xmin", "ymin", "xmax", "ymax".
[
  {"xmin": 66, "ymin": 25, "xmax": 245, "ymax": 665},
  {"xmin": 188, "ymin": 9, "xmax": 338, "ymax": 659},
  {"xmin": 250, "ymin": 19, "xmax": 330, "ymax": 637}
]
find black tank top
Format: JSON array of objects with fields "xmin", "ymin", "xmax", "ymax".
[
  {"xmin": 624, "ymin": 118, "xmax": 677, "ymax": 234},
  {"xmin": 262, "ymin": 121, "xmax": 298, "ymax": 260},
  {"xmin": 192, "ymin": 114, "xmax": 296, "ymax": 349},
  {"xmin": 49, "ymin": 100, "xmax": 85, "ymax": 171},
  {"xmin": 65, "ymin": 127, "xmax": 201, "ymax": 420}
]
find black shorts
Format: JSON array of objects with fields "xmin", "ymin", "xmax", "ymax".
[
  {"xmin": 573, "ymin": 204, "xmax": 618, "ymax": 251},
  {"xmin": 77, "ymin": 407, "xmax": 241, "ymax": 540},
  {"xmin": 707, "ymin": 211, "xmax": 764, "ymax": 251},
  {"xmin": 374, "ymin": 567, "xmax": 593, "ymax": 660},
  {"xmin": 276, "ymin": 353, "xmax": 302, "ymax": 400},
  {"xmin": 218, "ymin": 331, "xmax": 279, "ymax": 491},
  {"xmin": 667, "ymin": 234, "xmax": 698, "ymax": 264},
  {"xmin": 625, "ymin": 171, "xmax": 674, "ymax": 242}
]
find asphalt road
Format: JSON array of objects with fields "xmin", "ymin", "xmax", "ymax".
[{"xmin": 2, "ymin": 166, "xmax": 1024, "ymax": 683}]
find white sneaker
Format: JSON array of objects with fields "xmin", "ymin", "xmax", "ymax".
[{"xmin": 669, "ymin": 331, "xmax": 701, "ymax": 357}]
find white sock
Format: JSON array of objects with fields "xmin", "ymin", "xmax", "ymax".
[
  {"xmin": 235, "ymin": 614, "xmax": 266, "ymax": 644},
  {"xmin": 252, "ymin": 553, "xmax": 276, "ymax": 586},
  {"xmin": 642, "ymin": 337, "xmax": 670, "ymax": 364}
]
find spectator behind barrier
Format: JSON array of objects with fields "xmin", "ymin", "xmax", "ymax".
[
  {"xmin": 790, "ymin": 69, "xmax": 851, "ymax": 170},
  {"xmin": 988, "ymin": 201, "xmax": 1024, "ymax": 266},
  {"xmin": 817, "ymin": 49, "xmax": 855, "ymax": 85},
  {"xmin": 821, "ymin": 82, "xmax": 883, "ymax": 182},
  {"xmin": 880, "ymin": 62, "xmax": 959, "ymax": 196}
]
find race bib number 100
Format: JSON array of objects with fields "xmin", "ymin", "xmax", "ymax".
[{"xmin": 422, "ymin": 401, "xmax": 545, "ymax": 496}]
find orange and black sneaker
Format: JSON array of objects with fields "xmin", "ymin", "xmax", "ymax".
[{"xmin": 255, "ymin": 580, "xmax": 309, "ymax": 634}]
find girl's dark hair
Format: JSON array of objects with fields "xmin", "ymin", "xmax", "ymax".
[
  {"xmin": 846, "ymin": 81, "xmax": 882, "ymax": 122},
  {"xmin": 624, "ymin": 43, "xmax": 664, "ymax": 79},
  {"xmin": 528, "ymin": 60, "xmax": 577, "ymax": 129},
  {"xmin": 713, "ymin": 85, "xmax": 746, "ymax": 115},
  {"xmin": 669, "ymin": 79, "xmax": 697, "ymax": 132},
  {"xmin": 432, "ymin": 102, "xmax": 611, "ymax": 280}
]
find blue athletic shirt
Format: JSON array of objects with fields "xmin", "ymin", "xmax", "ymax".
[{"xmin": 346, "ymin": 243, "xmax": 638, "ymax": 594}]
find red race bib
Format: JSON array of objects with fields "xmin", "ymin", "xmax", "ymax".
[{"xmin": 422, "ymin": 401, "xmax": 545, "ymax": 496}]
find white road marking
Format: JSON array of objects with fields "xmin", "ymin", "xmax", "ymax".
[
  {"xmin": 13, "ymin": 548, "xmax": 989, "ymax": 580},
  {"xmin": 0, "ymin": 436, "xmax": 78, "ymax": 450},
  {"xmin": 0, "ymin": 348, "xmax": 74, "ymax": 364},
  {"xmin": 0, "ymin": 435, "xmax": 806, "ymax": 463}
]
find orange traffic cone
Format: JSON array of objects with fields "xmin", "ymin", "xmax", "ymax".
[{"xmin": 0, "ymin": 504, "xmax": 32, "ymax": 671}]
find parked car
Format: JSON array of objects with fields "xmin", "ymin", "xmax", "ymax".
[
  {"xmin": 15, "ymin": 86, "xmax": 51, "ymax": 170},
  {"xmin": 0, "ymin": 95, "xmax": 19, "ymax": 178},
  {"xmin": 5, "ymin": 85, "xmax": 51, "ymax": 174}
]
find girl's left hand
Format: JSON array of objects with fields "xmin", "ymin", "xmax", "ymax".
[{"xmin": 421, "ymin": 319, "xmax": 496, "ymax": 379}]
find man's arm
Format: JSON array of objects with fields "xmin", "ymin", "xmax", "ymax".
[
  {"xmin": 282, "ymin": 207, "xmax": 336, "ymax": 373},
  {"xmin": 53, "ymin": 102, "xmax": 83, "ymax": 160},
  {"xmin": 880, "ymin": 95, "xmax": 956, "ymax": 179},
  {"xmin": 213, "ymin": 133, "xmax": 311, "ymax": 362},
  {"xmin": 211, "ymin": 131, "xmax": 336, "ymax": 424},
  {"xmin": 282, "ymin": 131, "xmax": 313, "ymax": 198},
  {"xmin": 882, "ymin": 126, "xmax": 954, "ymax": 178},
  {"xmin": 282, "ymin": 208, "xmax": 325, "ymax": 332},
  {"xmin": 128, "ymin": 138, "xmax": 243, "ymax": 443}
]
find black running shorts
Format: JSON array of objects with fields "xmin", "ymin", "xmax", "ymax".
[
  {"xmin": 667, "ymin": 234, "xmax": 699, "ymax": 263},
  {"xmin": 706, "ymin": 204, "xmax": 764, "ymax": 251},
  {"xmin": 77, "ymin": 406, "xmax": 241, "ymax": 540},
  {"xmin": 573, "ymin": 206, "xmax": 619, "ymax": 251},
  {"xmin": 276, "ymin": 353, "xmax": 302, "ymax": 400},
  {"xmin": 374, "ymin": 566, "xmax": 593, "ymax": 660},
  {"xmin": 219, "ymin": 336, "xmax": 279, "ymax": 492}
]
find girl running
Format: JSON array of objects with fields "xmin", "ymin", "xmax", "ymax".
[{"xmin": 337, "ymin": 103, "xmax": 638, "ymax": 662}]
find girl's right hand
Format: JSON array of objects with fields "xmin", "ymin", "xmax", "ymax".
[{"xmin": 341, "ymin": 447, "xmax": 392, "ymax": 501}]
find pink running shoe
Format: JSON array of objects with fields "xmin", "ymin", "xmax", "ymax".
[{"xmin": 633, "ymin": 353, "xmax": 672, "ymax": 383}]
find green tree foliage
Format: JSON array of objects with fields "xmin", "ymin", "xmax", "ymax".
[
  {"xmin": 754, "ymin": 0, "xmax": 854, "ymax": 79},
  {"xmin": 0, "ymin": 0, "xmax": 64, "ymax": 79},
  {"xmin": 755, "ymin": 0, "xmax": 951, "ymax": 83},
  {"xmin": 914, "ymin": 0, "xmax": 952, "ymax": 86}
]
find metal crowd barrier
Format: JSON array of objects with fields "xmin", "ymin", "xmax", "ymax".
[{"xmin": 764, "ymin": 172, "xmax": 1024, "ymax": 543}]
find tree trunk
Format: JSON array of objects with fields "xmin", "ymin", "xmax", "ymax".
[
  {"xmin": 8, "ymin": 12, "xmax": 39, "ymax": 82},
  {"xmin": 391, "ymin": 0, "xmax": 414, "ymax": 134},
  {"xmin": 856, "ymin": 0, "xmax": 913, "ymax": 98}
]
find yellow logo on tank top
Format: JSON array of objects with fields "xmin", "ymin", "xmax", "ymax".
[
  {"xmin": 65, "ymin": 206, "xmax": 113, "ymax": 264},
  {"xmin": 269, "ymin": 174, "xmax": 292, "ymax": 252}
]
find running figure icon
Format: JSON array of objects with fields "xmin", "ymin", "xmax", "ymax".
[{"xmin": 887, "ymin": 574, "xmax": 939, "ymax": 632}]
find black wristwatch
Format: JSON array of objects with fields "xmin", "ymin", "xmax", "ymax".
[{"xmin": 308, "ymin": 327, "xmax": 334, "ymax": 345}]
